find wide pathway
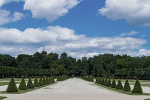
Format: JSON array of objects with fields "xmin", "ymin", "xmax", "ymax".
[{"xmin": 1, "ymin": 78, "xmax": 150, "ymax": 100}]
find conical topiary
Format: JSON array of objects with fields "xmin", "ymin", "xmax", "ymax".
[
  {"xmin": 132, "ymin": 79, "xmax": 143, "ymax": 94},
  {"xmin": 123, "ymin": 79, "xmax": 131, "ymax": 92},
  {"xmin": 46, "ymin": 77, "xmax": 50, "ymax": 84},
  {"xmin": 43, "ymin": 77, "xmax": 46, "ymax": 85},
  {"xmin": 49, "ymin": 77, "xmax": 52, "ymax": 84},
  {"xmin": 104, "ymin": 79, "xmax": 108, "ymax": 86},
  {"xmin": 34, "ymin": 77, "xmax": 40, "ymax": 87},
  {"xmin": 101, "ymin": 78, "xmax": 105, "ymax": 85},
  {"xmin": 18, "ymin": 77, "xmax": 28, "ymax": 90},
  {"xmin": 98, "ymin": 78, "xmax": 101, "ymax": 84},
  {"xmin": 6, "ymin": 77, "xmax": 18, "ymax": 92},
  {"xmin": 107, "ymin": 79, "xmax": 111, "ymax": 87},
  {"xmin": 116, "ymin": 80, "xmax": 123, "ymax": 90},
  {"xmin": 111, "ymin": 79, "xmax": 116, "ymax": 88},
  {"xmin": 95, "ymin": 78, "xmax": 99, "ymax": 83},
  {"xmin": 39, "ymin": 77, "xmax": 43, "ymax": 86},
  {"xmin": 27, "ymin": 77, "xmax": 34, "ymax": 89}
]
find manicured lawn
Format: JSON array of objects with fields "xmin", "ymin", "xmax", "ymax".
[
  {"xmin": 95, "ymin": 83, "xmax": 150, "ymax": 96},
  {"xmin": 0, "ymin": 96, "xmax": 7, "ymax": 100}
]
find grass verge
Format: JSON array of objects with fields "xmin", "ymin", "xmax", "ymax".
[
  {"xmin": 0, "ymin": 96, "xmax": 7, "ymax": 100},
  {"xmin": 0, "ymin": 82, "xmax": 56, "ymax": 94},
  {"xmin": 95, "ymin": 83, "xmax": 150, "ymax": 95}
]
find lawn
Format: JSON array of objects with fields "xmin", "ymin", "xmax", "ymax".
[{"xmin": 0, "ymin": 96, "xmax": 7, "ymax": 100}]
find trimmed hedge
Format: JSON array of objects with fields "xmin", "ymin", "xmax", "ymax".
[
  {"xmin": 27, "ymin": 77, "xmax": 34, "ymax": 89},
  {"xmin": 107, "ymin": 79, "xmax": 111, "ymax": 87},
  {"xmin": 39, "ymin": 77, "xmax": 43, "ymax": 86},
  {"xmin": 111, "ymin": 79, "xmax": 116, "ymax": 88},
  {"xmin": 132, "ymin": 79, "xmax": 143, "ymax": 94},
  {"xmin": 34, "ymin": 77, "xmax": 40, "ymax": 87},
  {"xmin": 123, "ymin": 79, "xmax": 131, "ymax": 92},
  {"xmin": 19, "ymin": 77, "xmax": 28, "ymax": 90},
  {"xmin": 6, "ymin": 77, "xmax": 18, "ymax": 92},
  {"xmin": 116, "ymin": 80, "xmax": 123, "ymax": 90}
]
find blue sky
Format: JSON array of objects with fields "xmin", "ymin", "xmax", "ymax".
[{"xmin": 0, "ymin": 0, "xmax": 150, "ymax": 58}]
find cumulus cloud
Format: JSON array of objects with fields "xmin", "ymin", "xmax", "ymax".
[
  {"xmin": 0, "ymin": 9, "xmax": 24, "ymax": 25},
  {"xmin": 99, "ymin": 0, "xmax": 150, "ymax": 26},
  {"xmin": 120, "ymin": 31, "xmax": 139, "ymax": 37},
  {"xmin": 0, "ymin": 0, "xmax": 20, "ymax": 7},
  {"xmin": 0, "ymin": 26, "xmax": 148, "ymax": 58},
  {"xmin": 23, "ymin": 0, "xmax": 81, "ymax": 22}
]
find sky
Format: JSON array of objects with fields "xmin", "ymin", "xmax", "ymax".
[{"xmin": 0, "ymin": 0, "xmax": 150, "ymax": 59}]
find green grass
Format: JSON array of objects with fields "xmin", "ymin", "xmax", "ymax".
[
  {"xmin": 144, "ymin": 99, "xmax": 150, "ymax": 100},
  {"xmin": 0, "ymin": 96, "xmax": 7, "ymax": 100},
  {"xmin": 0, "ymin": 82, "xmax": 56, "ymax": 94},
  {"xmin": 95, "ymin": 83, "xmax": 150, "ymax": 95},
  {"xmin": 0, "ymin": 82, "xmax": 20, "ymax": 86}
]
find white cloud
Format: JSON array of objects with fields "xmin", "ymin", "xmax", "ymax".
[
  {"xmin": 23, "ymin": 0, "xmax": 81, "ymax": 22},
  {"xmin": 0, "ymin": 26, "xmax": 149, "ymax": 59},
  {"xmin": 0, "ymin": 9, "xmax": 24, "ymax": 25},
  {"xmin": 99, "ymin": 0, "xmax": 150, "ymax": 26},
  {"xmin": 120, "ymin": 31, "xmax": 139, "ymax": 37},
  {"xmin": 0, "ymin": 0, "xmax": 20, "ymax": 7}
]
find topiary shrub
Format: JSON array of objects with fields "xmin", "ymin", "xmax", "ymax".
[
  {"xmin": 34, "ymin": 77, "xmax": 40, "ymax": 87},
  {"xmin": 123, "ymin": 79, "xmax": 131, "ymax": 92},
  {"xmin": 101, "ymin": 78, "xmax": 105, "ymax": 85},
  {"xmin": 27, "ymin": 77, "xmax": 34, "ymax": 89},
  {"xmin": 39, "ymin": 77, "xmax": 43, "ymax": 86},
  {"xmin": 116, "ymin": 80, "xmax": 123, "ymax": 90},
  {"xmin": 132, "ymin": 79, "xmax": 143, "ymax": 94},
  {"xmin": 18, "ymin": 77, "xmax": 28, "ymax": 90},
  {"xmin": 46, "ymin": 77, "xmax": 50, "ymax": 84},
  {"xmin": 43, "ymin": 77, "xmax": 46, "ymax": 85},
  {"xmin": 111, "ymin": 79, "xmax": 116, "ymax": 88},
  {"xmin": 6, "ymin": 77, "xmax": 18, "ymax": 92},
  {"xmin": 49, "ymin": 77, "xmax": 52, "ymax": 84},
  {"xmin": 104, "ymin": 79, "xmax": 108, "ymax": 86},
  {"xmin": 107, "ymin": 79, "xmax": 111, "ymax": 87}
]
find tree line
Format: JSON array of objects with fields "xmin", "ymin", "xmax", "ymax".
[{"xmin": 0, "ymin": 51, "xmax": 150, "ymax": 79}]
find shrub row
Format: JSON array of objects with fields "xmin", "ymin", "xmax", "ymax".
[
  {"xmin": 82, "ymin": 77, "xmax": 94, "ymax": 82},
  {"xmin": 95, "ymin": 78, "xmax": 142, "ymax": 94},
  {"xmin": 57, "ymin": 76, "xmax": 68, "ymax": 81},
  {"xmin": 6, "ymin": 77, "xmax": 55, "ymax": 92}
]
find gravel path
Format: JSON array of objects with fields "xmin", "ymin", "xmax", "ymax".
[{"xmin": 1, "ymin": 78, "xmax": 150, "ymax": 100}]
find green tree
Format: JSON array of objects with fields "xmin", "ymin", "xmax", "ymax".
[
  {"xmin": 6, "ymin": 77, "xmax": 18, "ymax": 92},
  {"xmin": 132, "ymin": 79, "xmax": 143, "ymax": 94},
  {"xmin": 39, "ymin": 77, "xmax": 43, "ymax": 86},
  {"xmin": 111, "ymin": 79, "xmax": 116, "ymax": 88},
  {"xmin": 107, "ymin": 79, "xmax": 111, "ymax": 87},
  {"xmin": 123, "ymin": 79, "xmax": 131, "ymax": 92},
  {"xmin": 19, "ymin": 77, "xmax": 28, "ymax": 90},
  {"xmin": 27, "ymin": 77, "xmax": 34, "ymax": 89},
  {"xmin": 34, "ymin": 77, "xmax": 40, "ymax": 87},
  {"xmin": 116, "ymin": 80, "xmax": 123, "ymax": 90}
]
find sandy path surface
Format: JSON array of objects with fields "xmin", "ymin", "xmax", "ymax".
[{"xmin": 1, "ymin": 78, "xmax": 150, "ymax": 100}]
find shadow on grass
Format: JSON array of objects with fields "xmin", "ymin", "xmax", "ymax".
[
  {"xmin": 0, "ymin": 82, "xmax": 56, "ymax": 94},
  {"xmin": 95, "ymin": 83, "xmax": 150, "ymax": 96}
]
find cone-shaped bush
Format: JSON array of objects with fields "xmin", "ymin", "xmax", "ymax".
[
  {"xmin": 111, "ymin": 79, "xmax": 116, "ymax": 88},
  {"xmin": 49, "ymin": 77, "xmax": 52, "ymax": 84},
  {"xmin": 116, "ymin": 80, "xmax": 123, "ymax": 90},
  {"xmin": 46, "ymin": 77, "xmax": 50, "ymax": 84},
  {"xmin": 107, "ymin": 79, "xmax": 111, "ymax": 87},
  {"xmin": 104, "ymin": 79, "xmax": 108, "ymax": 86},
  {"xmin": 101, "ymin": 78, "xmax": 105, "ymax": 85},
  {"xmin": 98, "ymin": 78, "xmax": 101, "ymax": 84},
  {"xmin": 39, "ymin": 77, "xmax": 43, "ymax": 86},
  {"xmin": 43, "ymin": 77, "xmax": 46, "ymax": 85},
  {"xmin": 51, "ymin": 77, "xmax": 55, "ymax": 83},
  {"xmin": 95, "ymin": 78, "xmax": 99, "ymax": 83},
  {"xmin": 34, "ymin": 77, "xmax": 40, "ymax": 87},
  {"xmin": 123, "ymin": 79, "xmax": 131, "ymax": 92},
  {"xmin": 18, "ymin": 77, "xmax": 28, "ymax": 90},
  {"xmin": 132, "ymin": 79, "xmax": 143, "ymax": 94},
  {"xmin": 6, "ymin": 77, "xmax": 18, "ymax": 92},
  {"xmin": 27, "ymin": 77, "xmax": 34, "ymax": 89}
]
